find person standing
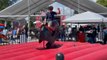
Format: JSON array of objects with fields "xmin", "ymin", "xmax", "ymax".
[
  {"xmin": 103, "ymin": 27, "xmax": 107, "ymax": 44},
  {"xmin": 78, "ymin": 31, "xmax": 85, "ymax": 42}
]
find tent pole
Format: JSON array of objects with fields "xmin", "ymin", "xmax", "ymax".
[
  {"xmin": 11, "ymin": 21, "xmax": 13, "ymax": 28},
  {"xmin": 101, "ymin": 19, "xmax": 104, "ymax": 42},
  {"xmin": 27, "ymin": 0, "xmax": 30, "ymax": 41},
  {"xmin": 99, "ymin": 21, "xmax": 103, "ymax": 42},
  {"xmin": 77, "ymin": 23, "xmax": 79, "ymax": 31},
  {"xmin": 77, "ymin": 0, "xmax": 80, "ymax": 13}
]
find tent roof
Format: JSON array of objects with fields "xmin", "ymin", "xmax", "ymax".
[
  {"xmin": 57, "ymin": 0, "xmax": 107, "ymax": 13},
  {"xmin": 0, "ymin": 0, "xmax": 107, "ymax": 15},
  {"xmin": 63, "ymin": 11, "xmax": 106, "ymax": 23},
  {"xmin": 0, "ymin": 0, "xmax": 51, "ymax": 15}
]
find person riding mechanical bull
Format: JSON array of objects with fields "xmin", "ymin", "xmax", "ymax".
[{"xmin": 39, "ymin": 6, "xmax": 61, "ymax": 48}]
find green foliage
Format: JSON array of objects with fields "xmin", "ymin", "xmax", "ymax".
[
  {"xmin": 0, "ymin": 0, "xmax": 10, "ymax": 23},
  {"xmin": 0, "ymin": 20, "xmax": 4, "ymax": 23},
  {"xmin": 97, "ymin": 0, "xmax": 107, "ymax": 7},
  {"xmin": 7, "ymin": 21, "xmax": 11, "ymax": 28},
  {"xmin": 30, "ymin": 21, "xmax": 34, "ymax": 28},
  {"xmin": 101, "ymin": 23, "xmax": 106, "ymax": 27},
  {"xmin": 0, "ymin": 0, "xmax": 10, "ymax": 11}
]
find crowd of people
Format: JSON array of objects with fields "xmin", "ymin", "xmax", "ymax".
[
  {"xmin": 0, "ymin": 24, "xmax": 29, "ymax": 45},
  {"xmin": 58, "ymin": 24, "xmax": 107, "ymax": 44}
]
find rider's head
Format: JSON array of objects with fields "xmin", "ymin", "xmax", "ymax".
[{"xmin": 48, "ymin": 6, "xmax": 53, "ymax": 11}]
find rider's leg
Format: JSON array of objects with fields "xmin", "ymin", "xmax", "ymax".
[
  {"xmin": 51, "ymin": 20, "xmax": 59, "ymax": 36},
  {"xmin": 47, "ymin": 21, "xmax": 56, "ymax": 36},
  {"xmin": 47, "ymin": 21, "xmax": 55, "ymax": 34}
]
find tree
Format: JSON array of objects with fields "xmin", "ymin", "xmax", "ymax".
[
  {"xmin": 0, "ymin": 0, "xmax": 14, "ymax": 27},
  {"xmin": 0, "ymin": 0, "xmax": 10, "ymax": 11},
  {"xmin": 30, "ymin": 21, "xmax": 35, "ymax": 28},
  {"xmin": 97, "ymin": 0, "xmax": 107, "ymax": 7}
]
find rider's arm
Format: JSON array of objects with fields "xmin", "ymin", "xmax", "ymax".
[
  {"xmin": 43, "ymin": 12, "xmax": 48, "ymax": 24},
  {"xmin": 56, "ymin": 8, "xmax": 61, "ymax": 14}
]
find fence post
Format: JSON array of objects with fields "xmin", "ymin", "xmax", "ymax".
[{"xmin": 56, "ymin": 53, "xmax": 64, "ymax": 60}]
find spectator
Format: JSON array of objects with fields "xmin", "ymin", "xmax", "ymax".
[
  {"xmin": 103, "ymin": 27, "xmax": 107, "ymax": 44},
  {"xmin": 78, "ymin": 31, "xmax": 85, "ymax": 42},
  {"xmin": 2, "ymin": 27, "xmax": 8, "ymax": 36},
  {"xmin": 24, "ymin": 24, "xmax": 28, "ymax": 39},
  {"xmin": 60, "ymin": 25, "xmax": 66, "ymax": 41}
]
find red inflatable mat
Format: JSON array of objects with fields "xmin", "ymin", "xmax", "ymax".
[{"xmin": 0, "ymin": 41, "xmax": 106, "ymax": 60}]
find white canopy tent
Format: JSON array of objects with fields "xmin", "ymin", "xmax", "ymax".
[
  {"xmin": 0, "ymin": 0, "xmax": 107, "ymax": 15},
  {"xmin": 63, "ymin": 11, "xmax": 106, "ymax": 24},
  {"xmin": 63, "ymin": 11, "xmax": 107, "ymax": 41}
]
